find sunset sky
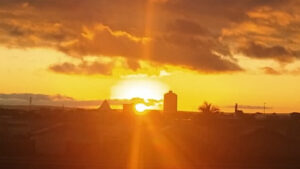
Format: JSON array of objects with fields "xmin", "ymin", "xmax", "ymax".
[{"xmin": 1, "ymin": 0, "xmax": 300, "ymax": 113}]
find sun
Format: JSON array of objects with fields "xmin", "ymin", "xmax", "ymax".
[
  {"xmin": 135, "ymin": 103, "xmax": 148, "ymax": 115},
  {"xmin": 111, "ymin": 79, "xmax": 168, "ymax": 101}
]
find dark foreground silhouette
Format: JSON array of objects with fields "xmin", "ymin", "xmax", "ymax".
[{"xmin": 1, "ymin": 107, "xmax": 300, "ymax": 169}]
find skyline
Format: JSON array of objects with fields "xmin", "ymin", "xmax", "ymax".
[
  {"xmin": 0, "ymin": 91, "xmax": 281, "ymax": 113},
  {"xmin": 1, "ymin": 0, "xmax": 300, "ymax": 113}
]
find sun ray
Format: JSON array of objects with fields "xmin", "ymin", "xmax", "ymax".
[
  {"xmin": 128, "ymin": 119, "xmax": 144, "ymax": 169},
  {"xmin": 143, "ymin": 117, "xmax": 193, "ymax": 169},
  {"xmin": 142, "ymin": 0, "xmax": 155, "ymax": 60}
]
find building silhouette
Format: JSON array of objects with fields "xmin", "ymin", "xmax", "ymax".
[
  {"xmin": 235, "ymin": 103, "xmax": 244, "ymax": 116},
  {"xmin": 163, "ymin": 91, "xmax": 177, "ymax": 113},
  {"xmin": 99, "ymin": 100, "xmax": 111, "ymax": 112},
  {"xmin": 123, "ymin": 103, "xmax": 134, "ymax": 113}
]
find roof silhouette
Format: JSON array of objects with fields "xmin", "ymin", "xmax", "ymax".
[{"xmin": 99, "ymin": 100, "xmax": 111, "ymax": 112}]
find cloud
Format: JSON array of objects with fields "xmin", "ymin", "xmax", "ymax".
[
  {"xmin": 59, "ymin": 24, "xmax": 148, "ymax": 59},
  {"xmin": 167, "ymin": 19, "xmax": 211, "ymax": 36},
  {"xmin": 247, "ymin": 6, "xmax": 293, "ymax": 26},
  {"xmin": 221, "ymin": 5, "xmax": 300, "ymax": 65},
  {"xmin": 261, "ymin": 67, "xmax": 281, "ymax": 75},
  {"xmin": 49, "ymin": 60, "xmax": 114, "ymax": 75},
  {"xmin": 1, "ymin": 0, "xmax": 300, "ymax": 74},
  {"xmin": 163, "ymin": 0, "xmax": 289, "ymax": 25},
  {"xmin": 0, "ymin": 93, "xmax": 72, "ymax": 102},
  {"xmin": 126, "ymin": 59, "xmax": 141, "ymax": 71},
  {"xmin": 57, "ymin": 24, "xmax": 242, "ymax": 73},
  {"xmin": 238, "ymin": 42, "xmax": 297, "ymax": 63},
  {"xmin": 0, "ymin": 0, "xmax": 243, "ymax": 74},
  {"xmin": 0, "ymin": 93, "xmax": 161, "ymax": 108},
  {"xmin": 259, "ymin": 66, "xmax": 300, "ymax": 76}
]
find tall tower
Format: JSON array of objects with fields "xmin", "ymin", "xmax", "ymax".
[{"xmin": 163, "ymin": 91, "xmax": 177, "ymax": 113}]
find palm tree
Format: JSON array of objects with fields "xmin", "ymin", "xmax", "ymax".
[{"xmin": 199, "ymin": 101, "xmax": 220, "ymax": 114}]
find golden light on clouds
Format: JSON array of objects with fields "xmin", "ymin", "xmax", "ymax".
[
  {"xmin": 111, "ymin": 79, "xmax": 168, "ymax": 101},
  {"xmin": 1, "ymin": 0, "xmax": 300, "ymax": 112}
]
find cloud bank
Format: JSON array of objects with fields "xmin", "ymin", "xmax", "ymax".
[
  {"xmin": 0, "ymin": 93, "xmax": 161, "ymax": 108},
  {"xmin": 0, "ymin": 0, "xmax": 300, "ymax": 75}
]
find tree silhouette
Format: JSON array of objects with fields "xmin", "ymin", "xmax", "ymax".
[{"xmin": 199, "ymin": 101, "xmax": 220, "ymax": 114}]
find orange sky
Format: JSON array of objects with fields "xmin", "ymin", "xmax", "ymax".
[{"xmin": 1, "ymin": 0, "xmax": 300, "ymax": 113}]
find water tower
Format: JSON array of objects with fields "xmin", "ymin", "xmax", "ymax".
[{"xmin": 163, "ymin": 91, "xmax": 177, "ymax": 113}]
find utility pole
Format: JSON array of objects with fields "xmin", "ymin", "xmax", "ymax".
[
  {"xmin": 264, "ymin": 102, "xmax": 266, "ymax": 114},
  {"xmin": 29, "ymin": 96, "xmax": 32, "ymax": 106},
  {"xmin": 29, "ymin": 96, "xmax": 32, "ymax": 111}
]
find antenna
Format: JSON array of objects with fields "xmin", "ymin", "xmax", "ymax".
[
  {"xmin": 29, "ymin": 96, "xmax": 32, "ymax": 106},
  {"xmin": 28, "ymin": 96, "xmax": 32, "ymax": 111}
]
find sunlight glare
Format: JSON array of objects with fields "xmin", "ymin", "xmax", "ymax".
[
  {"xmin": 135, "ymin": 103, "xmax": 148, "ymax": 114},
  {"xmin": 111, "ymin": 79, "xmax": 168, "ymax": 100}
]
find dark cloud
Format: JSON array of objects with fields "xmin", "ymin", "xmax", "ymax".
[
  {"xmin": 167, "ymin": 19, "xmax": 211, "ymax": 36},
  {"xmin": 58, "ymin": 24, "xmax": 145, "ymax": 59},
  {"xmin": 221, "ymin": 5, "xmax": 300, "ymax": 65},
  {"xmin": 163, "ymin": 0, "xmax": 291, "ymax": 28},
  {"xmin": 126, "ymin": 59, "xmax": 141, "ymax": 71},
  {"xmin": 150, "ymin": 38, "xmax": 243, "ymax": 73},
  {"xmin": 49, "ymin": 60, "xmax": 114, "ymax": 75},
  {"xmin": 1, "ymin": 0, "xmax": 300, "ymax": 74},
  {"xmin": 0, "ymin": 0, "xmax": 243, "ymax": 74},
  {"xmin": 239, "ymin": 42, "xmax": 296, "ymax": 63}
]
